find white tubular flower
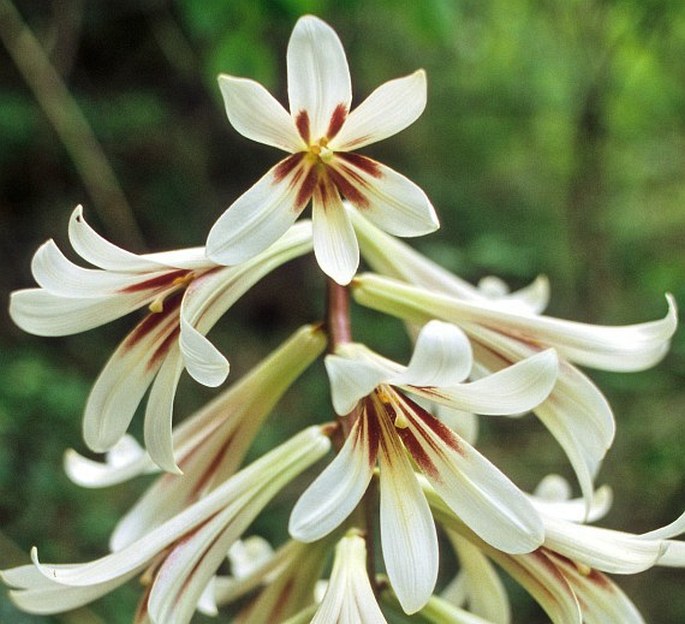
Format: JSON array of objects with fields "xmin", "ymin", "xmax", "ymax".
[
  {"xmin": 311, "ymin": 532, "xmax": 387, "ymax": 624},
  {"xmin": 428, "ymin": 481, "xmax": 685, "ymax": 624},
  {"xmin": 9, "ymin": 206, "xmax": 313, "ymax": 472},
  {"xmin": 207, "ymin": 15, "xmax": 438, "ymax": 285},
  {"xmin": 64, "ymin": 325, "xmax": 326, "ymax": 552},
  {"xmin": 352, "ymin": 269, "xmax": 677, "ymax": 510},
  {"xmin": 1, "ymin": 427, "xmax": 331, "ymax": 623},
  {"xmin": 290, "ymin": 320, "xmax": 557, "ymax": 614}
]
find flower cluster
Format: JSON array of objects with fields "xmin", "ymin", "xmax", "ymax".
[{"xmin": 3, "ymin": 13, "xmax": 683, "ymax": 624}]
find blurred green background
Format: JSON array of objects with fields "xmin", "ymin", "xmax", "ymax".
[{"xmin": 0, "ymin": 0, "xmax": 683, "ymax": 622}]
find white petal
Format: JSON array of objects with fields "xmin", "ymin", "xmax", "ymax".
[
  {"xmin": 401, "ymin": 403, "xmax": 544, "ymax": 553},
  {"xmin": 312, "ymin": 181, "xmax": 359, "ymax": 285},
  {"xmin": 9, "ymin": 288, "xmax": 136, "ymax": 336},
  {"xmin": 324, "ymin": 348, "xmax": 390, "ymax": 415},
  {"xmin": 659, "ymin": 540, "xmax": 685, "ymax": 567},
  {"xmin": 391, "ymin": 320, "xmax": 473, "ymax": 387},
  {"xmin": 330, "ymin": 156, "xmax": 439, "ymax": 237},
  {"xmin": 68, "ymin": 205, "xmax": 161, "ymax": 272},
  {"xmin": 640, "ymin": 510, "xmax": 685, "ymax": 540},
  {"xmin": 179, "ymin": 315, "xmax": 229, "ymax": 387},
  {"xmin": 377, "ymin": 417, "xmax": 438, "ymax": 614},
  {"xmin": 410, "ymin": 349, "xmax": 558, "ymax": 416},
  {"xmin": 63, "ymin": 436, "xmax": 156, "ymax": 488},
  {"xmin": 330, "ymin": 70, "xmax": 427, "ymax": 151},
  {"xmin": 312, "ymin": 534, "xmax": 387, "ymax": 624},
  {"xmin": 217, "ymin": 75, "xmax": 303, "ymax": 152},
  {"xmin": 30, "ymin": 427, "xmax": 330, "ymax": 587},
  {"xmin": 543, "ymin": 516, "xmax": 665, "ymax": 574},
  {"xmin": 353, "ymin": 275, "xmax": 678, "ymax": 372},
  {"xmin": 289, "ymin": 416, "xmax": 375, "ymax": 542},
  {"xmin": 143, "ymin": 348, "xmax": 185, "ymax": 473},
  {"xmin": 31, "ymin": 239, "xmax": 149, "ymax": 297},
  {"xmin": 83, "ymin": 316, "xmax": 173, "ymax": 452},
  {"xmin": 417, "ymin": 594, "xmax": 504, "ymax": 624},
  {"xmin": 287, "ymin": 15, "xmax": 351, "ymax": 140},
  {"xmin": 206, "ymin": 157, "xmax": 309, "ymax": 265},
  {"xmin": 446, "ymin": 533, "xmax": 510, "ymax": 624},
  {"xmin": 550, "ymin": 555, "xmax": 646, "ymax": 624}
]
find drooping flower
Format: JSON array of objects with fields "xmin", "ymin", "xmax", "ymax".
[
  {"xmin": 64, "ymin": 324, "xmax": 326, "ymax": 552},
  {"xmin": 289, "ymin": 320, "xmax": 558, "ymax": 613},
  {"xmin": 350, "ymin": 217, "xmax": 678, "ymax": 508},
  {"xmin": 427, "ymin": 476, "xmax": 685, "ymax": 624},
  {"xmin": 207, "ymin": 15, "xmax": 438, "ymax": 285},
  {"xmin": 9, "ymin": 206, "xmax": 313, "ymax": 471},
  {"xmin": 1, "ymin": 427, "xmax": 331, "ymax": 624}
]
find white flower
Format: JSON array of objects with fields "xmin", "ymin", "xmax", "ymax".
[
  {"xmin": 289, "ymin": 320, "xmax": 557, "ymax": 613},
  {"xmin": 350, "ymin": 228, "xmax": 678, "ymax": 509},
  {"xmin": 310, "ymin": 532, "xmax": 387, "ymax": 624},
  {"xmin": 1, "ymin": 427, "xmax": 331, "ymax": 624},
  {"xmin": 64, "ymin": 324, "xmax": 326, "ymax": 552},
  {"xmin": 428, "ymin": 478, "xmax": 685, "ymax": 624},
  {"xmin": 9, "ymin": 206, "xmax": 313, "ymax": 471},
  {"xmin": 207, "ymin": 15, "xmax": 438, "ymax": 285}
]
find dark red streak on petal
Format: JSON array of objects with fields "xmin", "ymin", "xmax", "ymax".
[
  {"xmin": 295, "ymin": 110, "xmax": 311, "ymax": 144},
  {"xmin": 327, "ymin": 166, "xmax": 369, "ymax": 209},
  {"xmin": 148, "ymin": 325, "xmax": 180, "ymax": 370},
  {"xmin": 326, "ymin": 103, "xmax": 348, "ymax": 140},
  {"xmin": 119, "ymin": 269, "xmax": 190, "ymax": 294},
  {"xmin": 123, "ymin": 292, "xmax": 182, "ymax": 350},
  {"xmin": 336, "ymin": 152, "xmax": 383, "ymax": 178},
  {"xmin": 274, "ymin": 153, "xmax": 305, "ymax": 183},
  {"xmin": 295, "ymin": 165, "xmax": 319, "ymax": 210},
  {"xmin": 402, "ymin": 392, "xmax": 465, "ymax": 456},
  {"xmin": 360, "ymin": 400, "xmax": 381, "ymax": 467}
]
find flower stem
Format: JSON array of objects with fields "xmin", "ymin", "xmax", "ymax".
[{"xmin": 325, "ymin": 278, "xmax": 352, "ymax": 350}]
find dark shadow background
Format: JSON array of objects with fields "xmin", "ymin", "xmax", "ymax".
[{"xmin": 0, "ymin": 0, "xmax": 683, "ymax": 622}]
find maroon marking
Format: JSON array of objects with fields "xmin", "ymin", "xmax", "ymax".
[
  {"xmin": 528, "ymin": 549, "xmax": 575, "ymax": 600},
  {"xmin": 361, "ymin": 399, "xmax": 381, "ymax": 466},
  {"xmin": 123, "ymin": 291, "xmax": 183, "ymax": 350},
  {"xmin": 327, "ymin": 165, "xmax": 370, "ymax": 208},
  {"xmin": 402, "ymin": 392, "xmax": 464, "ymax": 455},
  {"xmin": 336, "ymin": 152, "xmax": 382, "ymax": 178},
  {"xmin": 119, "ymin": 269, "xmax": 190, "ymax": 294},
  {"xmin": 295, "ymin": 165, "xmax": 318, "ymax": 210},
  {"xmin": 397, "ymin": 426, "xmax": 439, "ymax": 479},
  {"xmin": 295, "ymin": 110, "xmax": 311, "ymax": 144},
  {"xmin": 148, "ymin": 325, "xmax": 180, "ymax": 370},
  {"xmin": 326, "ymin": 103, "xmax": 348, "ymax": 140},
  {"xmin": 274, "ymin": 153, "xmax": 305, "ymax": 183}
]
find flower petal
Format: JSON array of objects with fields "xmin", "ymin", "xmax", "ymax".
[
  {"xmin": 206, "ymin": 157, "xmax": 311, "ymax": 266},
  {"xmin": 377, "ymin": 411, "xmax": 439, "ymax": 614},
  {"xmin": 330, "ymin": 70, "xmax": 427, "ymax": 151},
  {"xmin": 410, "ymin": 349, "xmax": 558, "ymax": 416},
  {"xmin": 390, "ymin": 320, "xmax": 473, "ymax": 387},
  {"xmin": 287, "ymin": 15, "xmax": 351, "ymax": 140},
  {"xmin": 217, "ymin": 75, "xmax": 303, "ymax": 152},
  {"xmin": 353, "ymin": 274, "xmax": 678, "ymax": 372},
  {"xmin": 289, "ymin": 416, "xmax": 376, "ymax": 542},
  {"xmin": 143, "ymin": 347, "xmax": 185, "ymax": 473},
  {"xmin": 9, "ymin": 288, "xmax": 138, "ymax": 336},
  {"xmin": 331, "ymin": 157, "xmax": 439, "ymax": 237},
  {"xmin": 179, "ymin": 315, "xmax": 229, "ymax": 387},
  {"xmin": 312, "ymin": 534, "xmax": 387, "ymax": 624},
  {"xmin": 312, "ymin": 179, "xmax": 359, "ymax": 284},
  {"xmin": 398, "ymin": 398, "xmax": 544, "ymax": 553}
]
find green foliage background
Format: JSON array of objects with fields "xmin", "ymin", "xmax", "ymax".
[{"xmin": 0, "ymin": 0, "xmax": 683, "ymax": 622}]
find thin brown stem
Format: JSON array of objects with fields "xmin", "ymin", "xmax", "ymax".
[
  {"xmin": 0, "ymin": 0, "xmax": 145, "ymax": 249},
  {"xmin": 325, "ymin": 278, "xmax": 352, "ymax": 351}
]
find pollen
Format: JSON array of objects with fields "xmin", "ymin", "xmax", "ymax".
[{"xmin": 148, "ymin": 271, "xmax": 195, "ymax": 313}]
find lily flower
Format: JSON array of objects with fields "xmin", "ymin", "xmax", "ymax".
[
  {"xmin": 64, "ymin": 324, "xmax": 326, "ymax": 552},
  {"xmin": 351, "ymin": 241, "xmax": 678, "ymax": 508},
  {"xmin": 310, "ymin": 532, "xmax": 387, "ymax": 624},
  {"xmin": 289, "ymin": 320, "xmax": 558, "ymax": 613},
  {"xmin": 427, "ymin": 478, "xmax": 685, "ymax": 624},
  {"xmin": 207, "ymin": 15, "xmax": 438, "ymax": 285},
  {"xmin": 9, "ymin": 206, "xmax": 313, "ymax": 471},
  {"xmin": 1, "ymin": 426, "xmax": 331, "ymax": 624}
]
